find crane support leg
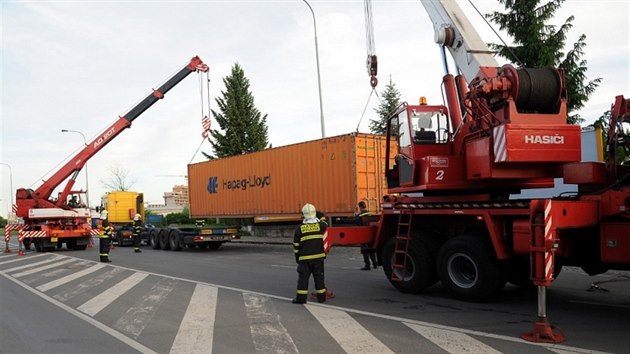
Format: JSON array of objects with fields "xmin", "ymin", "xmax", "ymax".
[
  {"xmin": 521, "ymin": 201, "xmax": 565, "ymax": 343},
  {"xmin": 521, "ymin": 286, "xmax": 565, "ymax": 343}
]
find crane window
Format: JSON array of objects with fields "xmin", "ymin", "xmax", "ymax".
[{"xmin": 411, "ymin": 110, "xmax": 449, "ymax": 144}]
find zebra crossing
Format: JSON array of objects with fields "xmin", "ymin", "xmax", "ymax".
[{"xmin": 0, "ymin": 252, "xmax": 605, "ymax": 354}]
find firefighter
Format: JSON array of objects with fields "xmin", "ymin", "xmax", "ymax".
[
  {"xmin": 99, "ymin": 211, "xmax": 113, "ymax": 262},
  {"xmin": 132, "ymin": 213, "xmax": 142, "ymax": 253},
  {"xmin": 292, "ymin": 203, "xmax": 327, "ymax": 304},
  {"xmin": 356, "ymin": 201, "xmax": 377, "ymax": 270}
]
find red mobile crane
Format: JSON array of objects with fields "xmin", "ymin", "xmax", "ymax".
[
  {"xmin": 15, "ymin": 56, "xmax": 208, "ymax": 252},
  {"xmin": 327, "ymin": 0, "xmax": 630, "ymax": 343}
]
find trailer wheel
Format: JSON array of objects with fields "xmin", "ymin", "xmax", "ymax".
[
  {"xmin": 437, "ymin": 235, "xmax": 501, "ymax": 302},
  {"xmin": 150, "ymin": 229, "xmax": 160, "ymax": 249},
  {"xmin": 382, "ymin": 236, "xmax": 439, "ymax": 294},
  {"xmin": 159, "ymin": 229, "xmax": 171, "ymax": 250},
  {"xmin": 169, "ymin": 230, "xmax": 182, "ymax": 251}
]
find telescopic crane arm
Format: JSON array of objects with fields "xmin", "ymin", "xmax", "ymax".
[
  {"xmin": 420, "ymin": 0, "xmax": 498, "ymax": 82},
  {"xmin": 17, "ymin": 56, "xmax": 208, "ymax": 213}
]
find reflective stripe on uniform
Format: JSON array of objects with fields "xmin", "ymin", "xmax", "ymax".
[
  {"xmin": 297, "ymin": 290, "xmax": 309, "ymax": 295},
  {"xmin": 298, "ymin": 253, "xmax": 326, "ymax": 261},
  {"xmin": 300, "ymin": 234, "xmax": 323, "ymax": 242},
  {"xmin": 315, "ymin": 288, "xmax": 326, "ymax": 294}
]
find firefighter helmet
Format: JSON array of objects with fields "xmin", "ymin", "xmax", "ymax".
[
  {"xmin": 134, "ymin": 213, "xmax": 141, "ymax": 221},
  {"xmin": 100, "ymin": 210, "xmax": 109, "ymax": 220},
  {"xmin": 301, "ymin": 203, "xmax": 316, "ymax": 219}
]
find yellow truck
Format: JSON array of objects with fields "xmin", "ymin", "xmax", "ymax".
[{"xmin": 103, "ymin": 191, "xmax": 145, "ymax": 246}]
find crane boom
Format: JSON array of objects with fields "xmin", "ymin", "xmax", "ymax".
[
  {"xmin": 21, "ymin": 56, "xmax": 207, "ymax": 207},
  {"xmin": 14, "ymin": 56, "xmax": 208, "ymax": 253},
  {"xmin": 420, "ymin": 0, "xmax": 498, "ymax": 82}
]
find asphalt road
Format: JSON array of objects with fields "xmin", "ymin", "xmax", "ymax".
[{"xmin": 1, "ymin": 240, "xmax": 628, "ymax": 353}]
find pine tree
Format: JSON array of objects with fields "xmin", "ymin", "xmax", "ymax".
[
  {"xmin": 369, "ymin": 77, "xmax": 402, "ymax": 135},
  {"xmin": 204, "ymin": 63, "xmax": 269, "ymax": 159},
  {"xmin": 487, "ymin": 0, "xmax": 601, "ymax": 124}
]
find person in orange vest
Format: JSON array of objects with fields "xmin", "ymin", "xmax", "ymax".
[
  {"xmin": 99, "ymin": 211, "xmax": 113, "ymax": 262},
  {"xmin": 292, "ymin": 203, "xmax": 328, "ymax": 304}
]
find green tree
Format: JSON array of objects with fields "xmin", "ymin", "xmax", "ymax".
[
  {"xmin": 0, "ymin": 215, "xmax": 7, "ymax": 228},
  {"xmin": 593, "ymin": 110, "xmax": 630, "ymax": 165},
  {"xmin": 487, "ymin": 0, "xmax": 601, "ymax": 124},
  {"xmin": 204, "ymin": 63, "xmax": 269, "ymax": 159},
  {"xmin": 165, "ymin": 205, "xmax": 193, "ymax": 225},
  {"xmin": 369, "ymin": 77, "xmax": 402, "ymax": 135}
]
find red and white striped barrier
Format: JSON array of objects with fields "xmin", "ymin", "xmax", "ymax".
[{"xmin": 4, "ymin": 224, "xmax": 22, "ymax": 253}]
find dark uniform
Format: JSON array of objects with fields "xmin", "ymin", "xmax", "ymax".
[
  {"xmin": 356, "ymin": 203, "xmax": 377, "ymax": 270},
  {"xmin": 132, "ymin": 217, "xmax": 142, "ymax": 253},
  {"xmin": 99, "ymin": 218, "xmax": 113, "ymax": 262},
  {"xmin": 293, "ymin": 205, "xmax": 327, "ymax": 304}
]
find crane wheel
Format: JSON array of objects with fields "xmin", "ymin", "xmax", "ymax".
[{"xmin": 437, "ymin": 234, "xmax": 501, "ymax": 302}]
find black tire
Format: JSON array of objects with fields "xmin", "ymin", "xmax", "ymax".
[
  {"xmin": 208, "ymin": 242, "xmax": 222, "ymax": 250},
  {"xmin": 23, "ymin": 239, "xmax": 32, "ymax": 250},
  {"xmin": 169, "ymin": 230, "xmax": 182, "ymax": 251},
  {"xmin": 150, "ymin": 229, "xmax": 160, "ymax": 249},
  {"xmin": 116, "ymin": 230, "xmax": 124, "ymax": 247},
  {"xmin": 34, "ymin": 239, "xmax": 43, "ymax": 252},
  {"xmin": 382, "ymin": 236, "xmax": 439, "ymax": 294},
  {"xmin": 437, "ymin": 235, "xmax": 501, "ymax": 302},
  {"xmin": 159, "ymin": 228, "xmax": 171, "ymax": 250},
  {"xmin": 67, "ymin": 239, "xmax": 77, "ymax": 250}
]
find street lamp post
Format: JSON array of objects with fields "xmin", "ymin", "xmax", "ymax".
[
  {"xmin": 301, "ymin": 0, "xmax": 326, "ymax": 138},
  {"xmin": 61, "ymin": 129, "xmax": 90, "ymax": 208},
  {"xmin": 0, "ymin": 163, "xmax": 13, "ymax": 218}
]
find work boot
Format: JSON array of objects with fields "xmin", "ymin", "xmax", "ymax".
[
  {"xmin": 134, "ymin": 248, "xmax": 142, "ymax": 253},
  {"xmin": 291, "ymin": 298, "xmax": 306, "ymax": 304},
  {"xmin": 360, "ymin": 265, "xmax": 370, "ymax": 270}
]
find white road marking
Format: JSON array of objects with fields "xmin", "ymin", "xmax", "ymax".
[
  {"xmin": 405, "ymin": 322, "xmax": 502, "ymax": 354},
  {"xmin": 114, "ymin": 277, "xmax": 178, "ymax": 339},
  {"xmin": 0, "ymin": 271, "xmax": 157, "ymax": 354},
  {"xmin": 36, "ymin": 263, "xmax": 106, "ymax": 292},
  {"xmin": 244, "ymin": 292, "xmax": 298, "ymax": 354},
  {"xmin": 2, "ymin": 255, "xmax": 61, "ymax": 271},
  {"xmin": 306, "ymin": 304, "xmax": 394, "ymax": 354},
  {"xmin": 0, "ymin": 253, "xmax": 48, "ymax": 265},
  {"xmin": 11, "ymin": 258, "xmax": 75, "ymax": 278},
  {"xmin": 53, "ymin": 267, "xmax": 125, "ymax": 302},
  {"xmin": 1, "ymin": 253, "xmax": 609, "ymax": 354},
  {"xmin": 77, "ymin": 272, "xmax": 148, "ymax": 316},
  {"xmin": 170, "ymin": 284, "xmax": 218, "ymax": 354}
]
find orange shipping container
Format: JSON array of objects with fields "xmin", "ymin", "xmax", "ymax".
[{"xmin": 188, "ymin": 133, "xmax": 395, "ymax": 220}]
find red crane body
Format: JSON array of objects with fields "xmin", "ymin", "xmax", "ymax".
[
  {"xmin": 15, "ymin": 56, "xmax": 207, "ymax": 251},
  {"xmin": 326, "ymin": 0, "xmax": 629, "ymax": 343}
]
